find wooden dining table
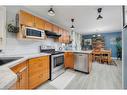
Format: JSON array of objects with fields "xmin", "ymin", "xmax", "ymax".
[{"xmin": 92, "ymin": 50, "xmax": 112, "ymax": 64}]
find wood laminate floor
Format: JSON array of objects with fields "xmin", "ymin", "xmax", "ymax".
[{"xmin": 37, "ymin": 60, "xmax": 122, "ymax": 89}]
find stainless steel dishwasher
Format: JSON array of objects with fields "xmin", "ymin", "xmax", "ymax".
[{"xmin": 74, "ymin": 52, "xmax": 89, "ymax": 73}]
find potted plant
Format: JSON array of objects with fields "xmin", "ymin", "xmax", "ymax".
[{"xmin": 116, "ymin": 37, "xmax": 122, "ymax": 60}]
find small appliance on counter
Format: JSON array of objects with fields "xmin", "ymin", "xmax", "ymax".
[{"xmin": 40, "ymin": 46, "xmax": 65, "ymax": 80}]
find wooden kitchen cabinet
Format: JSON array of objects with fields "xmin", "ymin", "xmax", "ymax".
[
  {"xmin": 62, "ymin": 30, "xmax": 66, "ymax": 43},
  {"xmin": 18, "ymin": 10, "xmax": 70, "ymax": 42},
  {"xmin": 58, "ymin": 28, "xmax": 70, "ymax": 43},
  {"xmin": 34, "ymin": 16, "xmax": 45, "ymax": 30},
  {"xmin": 64, "ymin": 52, "xmax": 74, "ymax": 69},
  {"xmin": 53, "ymin": 25, "xmax": 59, "ymax": 33},
  {"xmin": 44, "ymin": 21, "xmax": 53, "ymax": 31},
  {"xmin": 58, "ymin": 28, "xmax": 65, "ymax": 42},
  {"xmin": 19, "ymin": 10, "xmax": 35, "ymax": 27},
  {"xmin": 11, "ymin": 61, "xmax": 28, "ymax": 89},
  {"xmin": 28, "ymin": 56, "xmax": 50, "ymax": 89},
  {"xmin": 63, "ymin": 30, "xmax": 70, "ymax": 43}
]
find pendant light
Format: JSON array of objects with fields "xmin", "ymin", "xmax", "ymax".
[
  {"xmin": 70, "ymin": 18, "xmax": 75, "ymax": 29},
  {"xmin": 48, "ymin": 7, "xmax": 55, "ymax": 16},
  {"xmin": 97, "ymin": 14, "xmax": 103, "ymax": 20},
  {"xmin": 97, "ymin": 8, "xmax": 103, "ymax": 20}
]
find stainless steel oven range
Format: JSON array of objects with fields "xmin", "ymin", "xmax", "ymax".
[{"xmin": 40, "ymin": 47, "xmax": 65, "ymax": 80}]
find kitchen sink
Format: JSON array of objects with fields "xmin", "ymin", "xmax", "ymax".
[{"xmin": 0, "ymin": 57, "xmax": 23, "ymax": 66}]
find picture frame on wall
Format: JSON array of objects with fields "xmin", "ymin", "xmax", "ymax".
[{"xmin": 84, "ymin": 39, "xmax": 92, "ymax": 45}]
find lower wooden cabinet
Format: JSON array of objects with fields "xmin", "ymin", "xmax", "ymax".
[
  {"xmin": 64, "ymin": 52, "xmax": 74, "ymax": 69},
  {"xmin": 11, "ymin": 61, "xmax": 28, "ymax": 89},
  {"xmin": 10, "ymin": 55, "xmax": 50, "ymax": 90},
  {"xmin": 28, "ymin": 56, "xmax": 50, "ymax": 89}
]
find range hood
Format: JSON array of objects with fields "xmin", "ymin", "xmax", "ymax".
[{"xmin": 45, "ymin": 30, "xmax": 61, "ymax": 38}]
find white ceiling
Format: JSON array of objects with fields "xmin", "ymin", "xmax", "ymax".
[{"xmin": 7, "ymin": 6, "xmax": 123, "ymax": 34}]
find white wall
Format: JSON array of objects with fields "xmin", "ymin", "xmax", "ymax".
[
  {"xmin": 0, "ymin": 6, "xmax": 6, "ymax": 50},
  {"xmin": 4, "ymin": 6, "xmax": 62, "ymax": 55}
]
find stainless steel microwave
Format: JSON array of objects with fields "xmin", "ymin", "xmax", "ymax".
[{"xmin": 24, "ymin": 27, "xmax": 45, "ymax": 39}]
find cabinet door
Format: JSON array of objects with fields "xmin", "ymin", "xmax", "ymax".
[
  {"xmin": 34, "ymin": 16, "xmax": 45, "ymax": 30},
  {"xmin": 44, "ymin": 21, "xmax": 52, "ymax": 31},
  {"xmin": 63, "ymin": 32, "xmax": 66, "ymax": 43},
  {"xmin": 59, "ymin": 28, "xmax": 64, "ymax": 42},
  {"xmin": 63, "ymin": 30, "xmax": 69, "ymax": 44},
  {"xmin": 62, "ymin": 30, "xmax": 66, "ymax": 43},
  {"xmin": 28, "ymin": 56, "xmax": 50, "ymax": 89},
  {"xmin": 11, "ymin": 61, "xmax": 28, "ymax": 89},
  {"xmin": 68, "ymin": 53, "xmax": 74, "ymax": 69},
  {"xmin": 64, "ymin": 52, "xmax": 68, "ymax": 68},
  {"xmin": 66, "ymin": 31, "xmax": 70, "ymax": 43},
  {"xmin": 64, "ymin": 52, "xmax": 74, "ymax": 69},
  {"xmin": 53, "ymin": 25, "xmax": 59, "ymax": 33},
  {"xmin": 19, "ymin": 66, "xmax": 28, "ymax": 89},
  {"xmin": 19, "ymin": 10, "xmax": 35, "ymax": 27},
  {"xmin": 42, "ymin": 56, "xmax": 50, "ymax": 81},
  {"xmin": 62, "ymin": 30, "xmax": 69, "ymax": 43},
  {"xmin": 28, "ymin": 57, "xmax": 43, "ymax": 89}
]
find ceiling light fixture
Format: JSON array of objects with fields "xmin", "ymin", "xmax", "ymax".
[
  {"xmin": 97, "ymin": 8, "xmax": 103, "ymax": 20},
  {"xmin": 48, "ymin": 7, "xmax": 55, "ymax": 16},
  {"xmin": 97, "ymin": 34, "xmax": 101, "ymax": 37},
  {"xmin": 70, "ymin": 18, "xmax": 75, "ymax": 29},
  {"xmin": 97, "ymin": 15, "xmax": 103, "ymax": 20}
]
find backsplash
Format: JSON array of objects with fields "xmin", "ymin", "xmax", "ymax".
[{"xmin": 3, "ymin": 31, "xmax": 63, "ymax": 55}]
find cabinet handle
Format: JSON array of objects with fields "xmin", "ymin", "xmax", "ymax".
[{"xmin": 16, "ymin": 72, "xmax": 20, "ymax": 82}]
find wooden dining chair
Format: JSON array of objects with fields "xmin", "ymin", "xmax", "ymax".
[
  {"xmin": 101, "ymin": 50, "xmax": 112, "ymax": 64},
  {"xmin": 92, "ymin": 49, "xmax": 102, "ymax": 63}
]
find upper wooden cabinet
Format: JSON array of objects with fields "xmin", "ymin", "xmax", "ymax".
[
  {"xmin": 34, "ymin": 17, "xmax": 45, "ymax": 30},
  {"xmin": 19, "ymin": 10, "xmax": 35, "ymax": 27},
  {"xmin": 53, "ymin": 25, "xmax": 59, "ymax": 33},
  {"xmin": 18, "ymin": 10, "xmax": 70, "ymax": 43},
  {"xmin": 58, "ymin": 28, "xmax": 63, "ymax": 42},
  {"xmin": 64, "ymin": 31, "xmax": 70, "ymax": 43},
  {"xmin": 44, "ymin": 21, "xmax": 53, "ymax": 31}
]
